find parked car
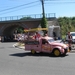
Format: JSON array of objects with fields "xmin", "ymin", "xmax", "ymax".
[{"xmin": 66, "ymin": 32, "xmax": 75, "ymax": 43}]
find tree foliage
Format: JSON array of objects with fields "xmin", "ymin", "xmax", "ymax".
[
  {"xmin": 57, "ymin": 17, "xmax": 75, "ymax": 36},
  {"xmin": 16, "ymin": 27, "xmax": 24, "ymax": 33},
  {"xmin": 41, "ymin": 16, "xmax": 47, "ymax": 28},
  {"xmin": 41, "ymin": 16, "xmax": 47, "ymax": 35},
  {"xmin": 20, "ymin": 17, "xmax": 32, "ymax": 20}
]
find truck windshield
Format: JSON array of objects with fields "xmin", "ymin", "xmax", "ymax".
[{"xmin": 47, "ymin": 39, "xmax": 54, "ymax": 43}]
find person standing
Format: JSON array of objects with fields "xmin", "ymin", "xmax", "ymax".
[
  {"xmin": 67, "ymin": 32, "xmax": 72, "ymax": 50},
  {"xmin": 53, "ymin": 32, "xmax": 56, "ymax": 40}
]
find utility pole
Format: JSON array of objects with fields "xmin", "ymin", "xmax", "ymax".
[
  {"xmin": 40, "ymin": 0, "xmax": 47, "ymax": 35},
  {"xmin": 40, "ymin": 0, "xmax": 45, "ymax": 17}
]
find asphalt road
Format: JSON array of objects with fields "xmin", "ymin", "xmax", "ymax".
[{"xmin": 0, "ymin": 42, "xmax": 75, "ymax": 75}]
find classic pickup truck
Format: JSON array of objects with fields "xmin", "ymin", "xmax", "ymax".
[{"xmin": 25, "ymin": 36, "xmax": 70, "ymax": 56}]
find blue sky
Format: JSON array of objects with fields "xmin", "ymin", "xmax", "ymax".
[{"xmin": 0, "ymin": 0, "xmax": 75, "ymax": 18}]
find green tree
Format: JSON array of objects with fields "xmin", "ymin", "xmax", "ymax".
[
  {"xmin": 16, "ymin": 27, "xmax": 24, "ymax": 33},
  {"xmin": 57, "ymin": 17, "xmax": 75, "ymax": 38},
  {"xmin": 41, "ymin": 16, "xmax": 47, "ymax": 28},
  {"xmin": 20, "ymin": 17, "xmax": 32, "ymax": 20},
  {"xmin": 71, "ymin": 17, "xmax": 75, "ymax": 27},
  {"xmin": 41, "ymin": 16, "xmax": 47, "ymax": 35}
]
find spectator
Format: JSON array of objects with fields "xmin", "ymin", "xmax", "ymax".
[
  {"xmin": 24, "ymin": 34, "xmax": 28, "ymax": 40},
  {"xmin": 67, "ymin": 32, "xmax": 72, "ymax": 50},
  {"xmin": 53, "ymin": 32, "xmax": 57, "ymax": 40}
]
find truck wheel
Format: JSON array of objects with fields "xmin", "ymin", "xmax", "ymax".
[
  {"xmin": 31, "ymin": 50, "xmax": 36, "ymax": 54},
  {"xmin": 53, "ymin": 49, "xmax": 60, "ymax": 57}
]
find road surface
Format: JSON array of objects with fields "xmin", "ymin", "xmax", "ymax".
[{"xmin": 0, "ymin": 42, "xmax": 75, "ymax": 75}]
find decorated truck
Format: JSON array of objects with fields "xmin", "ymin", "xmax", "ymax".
[
  {"xmin": 25, "ymin": 36, "xmax": 69, "ymax": 57},
  {"xmin": 24, "ymin": 28, "xmax": 70, "ymax": 56}
]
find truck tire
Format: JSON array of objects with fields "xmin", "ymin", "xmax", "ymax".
[
  {"xmin": 31, "ymin": 50, "xmax": 36, "ymax": 54},
  {"xmin": 53, "ymin": 49, "xmax": 60, "ymax": 57}
]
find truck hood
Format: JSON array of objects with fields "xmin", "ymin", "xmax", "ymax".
[{"xmin": 50, "ymin": 42, "xmax": 67, "ymax": 48}]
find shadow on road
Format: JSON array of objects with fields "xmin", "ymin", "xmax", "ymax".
[{"xmin": 9, "ymin": 52, "xmax": 69, "ymax": 58}]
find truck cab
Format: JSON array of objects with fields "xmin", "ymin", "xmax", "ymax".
[{"xmin": 25, "ymin": 36, "xmax": 69, "ymax": 56}]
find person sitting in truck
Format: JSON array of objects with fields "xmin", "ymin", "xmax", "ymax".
[
  {"xmin": 33, "ymin": 32, "xmax": 41, "ymax": 41},
  {"xmin": 44, "ymin": 31, "xmax": 48, "ymax": 37}
]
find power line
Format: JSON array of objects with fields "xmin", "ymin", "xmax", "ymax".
[
  {"xmin": 44, "ymin": 0, "xmax": 75, "ymax": 2},
  {"xmin": 0, "ymin": 2, "xmax": 40, "ymax": 15},
  {"xmin": 45, "ymin": 1, "xmax": 75, "ymax": 4},
  {"xmin": 44, "ymin": 0, "xmax": 60, "ymax": 2},
  {"xmin": 0, "ymin": 0, "xmax": 75, "ymax": 15},
  {"xmin": 0, "ymin": 0, "xmax": 39, "ymax": 12},
  {"xmin": 0, "ymin": 0, "xmax": 75, "ymax": 13},
  {"xmin": 45, "ymin": 0, "xmax": 75, "ymax": 3}
]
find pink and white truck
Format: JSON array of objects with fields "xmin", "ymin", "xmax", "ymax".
[{"xmin": 25, "ymin": 36, "xmax": 70, "ymax": 56}]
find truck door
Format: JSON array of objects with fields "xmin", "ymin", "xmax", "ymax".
[{"xmin": 41, "ymin": 39, "xmax": 51, "ymax": 53}]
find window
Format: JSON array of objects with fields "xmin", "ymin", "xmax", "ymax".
[
  {"xmin": 25, "ymin": 41, "xmax": 39, "ymax": 45},
  {"xmin": 42, "ymin": 39, "xmax": 48, "ymax": 44}
]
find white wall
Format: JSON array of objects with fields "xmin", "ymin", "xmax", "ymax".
[{"xmin": 48, "ymin": 25, "xmax": 60, "ymax": 38}]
